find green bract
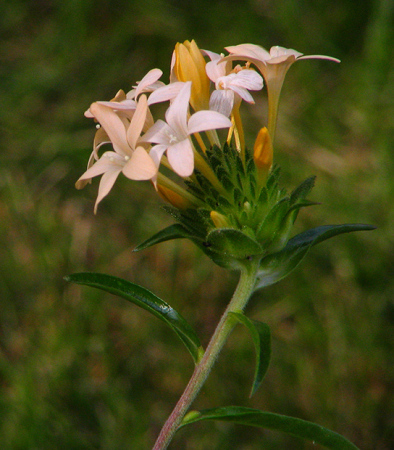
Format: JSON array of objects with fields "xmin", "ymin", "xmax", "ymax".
[{"xmin": 135, "ymin": 144, "xmax": 374, "ymax": 281}]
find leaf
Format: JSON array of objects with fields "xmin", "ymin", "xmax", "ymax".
[
  {"xmin": 181, "ymin": 407, "xmax": 359, "ymax": 450},
  {"xmin": 286, "ymin": 223, "xmax": 376, "ymax": 249},
  {"xmin": 256, "ymin": 223, "xmax": 375, "ymax": 289},
  {"xmin": 290, "ymin": 176, "xmax": 316, "ymax": 205},
  {"xmin": 206, "ymin": 228, "xmax": 263, "ymax": 258},
  {"xmin": 229, "ymin": 312, "xmax": 271, "ymax": 396},
  {"xmin": 133, "ymin": 224, "xmax": 199, "ymax": 252},
  {"xmin": 65, "ymin": 272, "xmax": 204, "ymax": 363},
  {"xmin": 256, "ymin": 244, "xmax": 309, "ymax": 289}
]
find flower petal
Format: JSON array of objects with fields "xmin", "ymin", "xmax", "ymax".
[
  {"xmin": 93, "ymin": 126, "xmax": 110, "ymax": 157},
  {"xmin": 226, "ymin": 43, "xmax": 271, "ymax": 61},
  {"xmin": 127, "ymin": 95, "xmax": 148, "ymax": 150},
  {"xmin": 89, "ymin": 103, "xmax": 130, "ymax": 157},
  {"xmin": 134, "ymin": 68, "xmax": 163, "ymax": 98},
  {"xmin": 149, "ymin": 144, "xmax": 168, "ymax": 169},
  {"xmin": 209, "ymin": 90, "xmax": 234, "ymax": 117},
  {"xmin": 167, "ymin": 139, "xmax": 194, "ymax": 177},
  {"xmin": 96, "ymin": 99, "xmax": 137, "ymax": 111},
  {"xmin": 187, "ymin": 110, "xmax": 232, "ymax": 135},
  {"xmin": 76, "ymin": 152, "xmax": 123, "ymax": 185},
  {"xmin": 269, "ymin": 45, "xmax": 303, "ymax": 61},
  {"xmin": 229, "ymin": 85, "xmax": 255, "ymax": 104},
  {"xmin": 141, "ymin": 120, "xmax": 172, "ymax": 145},
  {"xmin": 205, "ymin": 59, "xmax": 226, "ymax": 82},
  {"xmin": 202, "ymin": 49, "xmax": 221, "ymax": 62},
  {"xmin": 298, "ymin": 54, "xmax": 341, "ymax": 63},
  {"xmin": 230, "ymin": 70, "xmax": 264, "ymax": 91},
  {"xmin": 94, "ymin": 167, "xmax": 122, "ymax": 213},
  {"xmin": 165, "ymin": 82, "xmax": 191, "ymax": 138},
  {"xmin": 147, "ymin": 81, "xmax": 185, "ymax": 105},
  {"xmin": 122, "ymin": 146, "xmax": 157, "ymax": 180}
]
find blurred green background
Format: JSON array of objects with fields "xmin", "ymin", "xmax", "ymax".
[{"xmin": 1, "ymin": 0, "xmax": 393, "ymax": 448}]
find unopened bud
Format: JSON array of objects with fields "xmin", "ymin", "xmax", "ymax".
[
  {"xmin": 210, "ymin": 211, "xmax": 230, "ymax": 228},
  {"xmin": 253, "ymin": 127, "xmax": 273, "ymax": 185},
  {"xmin": 174, "ymin": 40, "xmax": 210, "ymax": 111},
  {"xmin": 157, "ymin": 184, "xmax": 192, "ymax": 210}
]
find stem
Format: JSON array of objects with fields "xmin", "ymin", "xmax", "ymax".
[{"xmin": 152, "ymin": 260, "xmax": 259, "ymax": 450}]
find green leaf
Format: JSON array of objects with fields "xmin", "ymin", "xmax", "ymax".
[
  {"xmin": 290, "ymin": 176, "xmax": 316, "ymax": 205},
  {"xmin": 286, "ymin": 223, "xmax": 376, "ymax": 249},
  {"xmin": 206, "ymin": 228, "xmax": 263, "ymax": 258},
  {"xmin": 256, "ymin": 244, "xmax": 309, "ymax": 289},
  {"xmin": 256, "ymin": 197, "xmax": 290, "ymax": 241},
  {"xmin": 133, "ymin": 224, "xmax": 199, "ymax": 252},
  {"xmin": 229, "ymin": 312, "xmax": 271, "ymax": 396},
  {"xmin": 181, "ymin": 407, "xmax": 359, "ymax": 450},
  {"xmin": 256, "ymin": 223, "xmax": 375, "ymax": 289},
  {"xmin": 65, "ymin": 272, "xmax": 204, "ymax": 364}
]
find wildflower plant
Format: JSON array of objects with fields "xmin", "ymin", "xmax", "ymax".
[{"xmin": 66, "ymin": 39, "xmax": 374, "ymax": 449}]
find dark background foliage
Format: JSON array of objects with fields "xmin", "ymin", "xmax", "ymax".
[{"xmin": 0, "ymin": 0, "xmax": 393, "ymax": 448}]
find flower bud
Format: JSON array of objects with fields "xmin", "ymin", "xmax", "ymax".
[
  {"xmin": 253, "ymin": 127, "xmax": 273, "ymax": 185},
  {"xmin": 174, "ymin": 40, "xmax": 210, "ymax": 111},
  {"xmin": 210, "ymin": 211, "xmax": 230, "ymax": 228},
  {"xmin": 157, "ymin": 184, "xmax": 193, "ymax": 210}
]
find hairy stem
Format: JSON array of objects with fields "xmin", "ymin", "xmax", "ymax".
[{"xmin": 152, "ymin": 260, "xmax": 259, "ymax": 450}]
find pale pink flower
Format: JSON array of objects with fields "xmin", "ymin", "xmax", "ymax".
[
  {"xmin": 224, "ymin": 44, "xmax": 340, "ymax": 141},
  {"xmin": 147, "ymin": 81, "xmax": 185, "ymax": 106},
  {"xmin": 204, "ymin": 50, "xmax": 263, "ymax": 117},
  {"xmin": 76, "ymin": 95, "xmax": 157, "ymax": 212},
  {"xmin": 126, "ymin": 68, "xmax": 165, "ymax": 100},
  {"xmin": 85, "ymin": 69, "xmax": 164, "ymax": 125},
  {"xmin": 84, "ymin": 89, "xmax": 136, "ymax": 120},
  {"xmin": 141, "ymin": 82, "xmax": 232, "ymax": 177}
]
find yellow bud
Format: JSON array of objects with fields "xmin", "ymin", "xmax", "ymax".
[
  {"xmin": 157, "ymin": 184, "xmax": 193, "ymax": 210},
  {"xmin": 174, "ymin": 40, "xmax": 210, "ymax": 111},
  {"xmin": 210, "ymin": 211, "xmax": 230, "ymax": 228},
  {"xmin": 253, "ymin": 127, "xmax": 273, "ymax": 185}
]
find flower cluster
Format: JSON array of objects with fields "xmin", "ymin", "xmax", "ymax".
[
  {"xmin": 77, "ymin": 40, "xmax": 341, "ymax": 272},
  {"xmin": 78, "ymin": 40, "xmax": 339, "ymax": 215}
]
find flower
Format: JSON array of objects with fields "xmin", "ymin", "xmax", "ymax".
[
  {"xmin": 204, "ymin": 50, "xmax": 264, "ymax": 117},
  {"xmin": 141, "ymin": 82, "xmax": 232, "ymax": 177},
  {"xmin": 172, "ymin": 40, "xmax": 211, "ymax": 111},
  {"xmin": 76, "ymin": 95, "xmax": 157, "ymax": 212},
  {"xmin": 147, "ymin": 81, "xmax": 186, "ymax": 106},
  {"xmin": 126, "ymin": 68, "xmax": 165, "ymax": 100},
  {"xmin": 224, "ymin": 44, "xmax": 340, "ymax": 142}
]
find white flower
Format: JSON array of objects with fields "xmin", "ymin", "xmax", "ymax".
[
  {"xmin": 223, "ymin": 44, "xmax": 340, "ymax": 141},
  {"xmin": 224, "ymin": 44, "xmax": 340, "ymax": 84},
  {"xmin": 84, "ymin": 89, "xmax": 136, "ymax": 120},
  {"xmin": 76, "ymin": 95, "xmax": 157, "ymax": 212},
  {"xmin": 141, "ymin": 82, "xmax": 232, "ymax": 177},
  {"xmin": 126, "ymin": 68, "xmax": 165, "ymax": 100},
  {"xmin": 204, "ymin": 51, "xmax": 263, "ymax": 117},
  {"xmin": 147, "ymin": 81, "xmax": 186, "ymax": 106}
]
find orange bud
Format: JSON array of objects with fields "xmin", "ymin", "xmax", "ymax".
[
  {"xmin": 253, "ymin": 127, "xmax": 273, "ymax": 187},
  {"xmin": 157, "ymin": 184, "xmax": 193, "ymax": 210},
  {"xmin": 254, "ymin": 127, "xmax": 273, "ymax": 170},
  {"xmin": 174, "ymin": 40, "xmax": 210, "ymax": 111}
]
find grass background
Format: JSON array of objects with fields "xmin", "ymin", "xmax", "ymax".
[{"xmin": 0, "ymin": 0, "xmax": 393, "ymax": 448}]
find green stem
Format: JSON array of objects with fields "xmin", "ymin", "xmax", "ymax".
[{"xmin": 152, "ymin": 260, "xmax": 259, "ymax": 450}]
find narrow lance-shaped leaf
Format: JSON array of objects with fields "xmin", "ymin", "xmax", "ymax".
[
  {"xmin": 181, "ymin": 407, "xmax": 359, "ymax": 450},
  {"xmin": 256, "ymin": 223, "xmax": 375, "ymax": 290},
  {"xmin": 65, "ymin": 272, "xmax": 204, "ymax": 363},
  {"xmin": 228, "ymin": 312, "xmax": 271, "ymax": 397},
  {"xmin": 133, "ymin": 223, "xmax": 199, "ymax": 252}
]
